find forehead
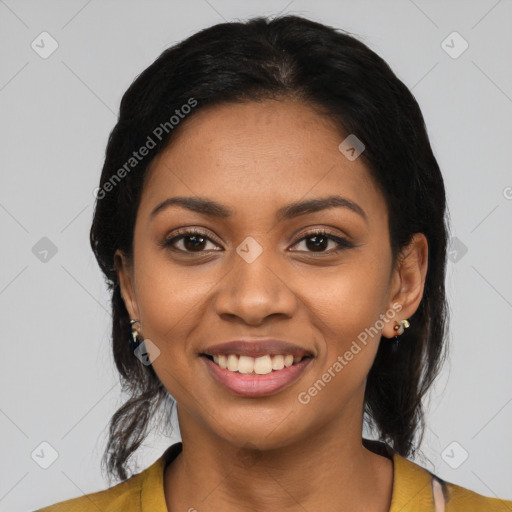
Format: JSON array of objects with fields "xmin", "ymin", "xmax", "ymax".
[{"xmin": 139, "ymin": 99, "xmax": 386, "ymax": 225}]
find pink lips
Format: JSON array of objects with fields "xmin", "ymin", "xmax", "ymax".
[
  {"xmin": 199, "ymin": 339, "xmax": 314, "ymax": 398},
  {"xmin": 202, "ymin": 356, "xmax": 312, "ymax": 397}
]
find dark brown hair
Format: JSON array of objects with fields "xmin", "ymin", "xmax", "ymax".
[{"xmin": 90, "ymin": 14, "xmax": 449, "ymax": 482}]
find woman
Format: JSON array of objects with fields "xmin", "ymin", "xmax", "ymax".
[{"xmin": 36, "ymin": 15, "xmax": 512, "ymax": 512}]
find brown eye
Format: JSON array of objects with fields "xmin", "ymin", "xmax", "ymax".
[
  {"xmin": 291, "ymin": 230, "xmax": 353, "ymax": 254},
  {"xmin": 163, "ymin": 229, "xmax": 221, "ymax": 253},
  {"xmin": 180, "ymin": 234, "xmax": 208, "ymax": 252}
]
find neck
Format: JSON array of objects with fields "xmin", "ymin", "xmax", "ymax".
[{"xmin": 164, "ymin": 404, "xmax": 393, "ymax": 511}]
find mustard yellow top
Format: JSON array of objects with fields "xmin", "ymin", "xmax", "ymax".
[{"xmin": 35, "ymin": 440, "xmax": 512, "ymax": 512}]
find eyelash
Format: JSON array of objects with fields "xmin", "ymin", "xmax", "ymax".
[{"xmin": 161, "ymin": 228, "xmax": 354, "ymax": 255}]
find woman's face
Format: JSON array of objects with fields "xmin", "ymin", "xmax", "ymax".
[{"xmin": 116, "ymin": 99, "xmax": 425, "ymax": 450}]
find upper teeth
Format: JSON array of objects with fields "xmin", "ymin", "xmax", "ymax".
[{"xmin": 211, "ymin": 354, "xmax": 303, "ymax": 374}]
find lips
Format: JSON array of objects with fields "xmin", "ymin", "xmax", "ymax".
[
  {"xmin": 201, "ymin": 339, "xmax": 314, "ymax": 358},
  {"xmin": 199, "ymin": 338, "xmax": 314, "ymax": 397}
]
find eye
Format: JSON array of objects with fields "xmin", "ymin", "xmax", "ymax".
[
  {"xmin": 290, "ymin": 229, "xmax": 354, "ymax": 254},
  {"xmin": 162, "ymin": 228, "xmax": 222, "ymax": 253},
  {"xmin": 161, "ymin": 228, "xmax": 354, "ymax": 255}
]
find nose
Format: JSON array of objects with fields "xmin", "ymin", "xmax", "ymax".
[{"xmin": 213, "ymin": 245, "xmax": 298, "ymax": 326}]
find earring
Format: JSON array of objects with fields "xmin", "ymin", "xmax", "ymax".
[
  {"xmin": 130, "ymin": 319, "xmax": 142, "ymax": 350},
  {"xmin": 393, "ymin": 319, "xmax": 410, "ymax": 336},
  {"xmin": 392, "ymin": 319, "xmax": 410, "ymax": 352}
]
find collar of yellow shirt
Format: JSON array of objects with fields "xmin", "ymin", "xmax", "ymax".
[{"xmin": 133, "ymin": 440, "xmax": 511, "ymax": 512}]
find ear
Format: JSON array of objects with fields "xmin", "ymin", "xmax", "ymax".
[
  {"xmin": 382, "ymin": 233, "xmax": 428, "ymax": 338},
  {"xmin": 114, "ymin": 249, "xmax": 140, "ymax": 321}
]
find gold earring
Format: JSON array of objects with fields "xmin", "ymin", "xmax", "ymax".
[
  {"xmin": 130, "ymin": 319, "xmax": 142, "ymax": 349},
  {"xmin": 393, "ymin": 319, "xmax": 410, "ymax": 337}
]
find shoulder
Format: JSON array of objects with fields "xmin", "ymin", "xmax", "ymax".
[
  {"xmin": 441, "ymin": 478, "xmax": 512, "ymax": 511},
  {"xmin": 397, "ymin": 453, "xmax": 512, "ymax": 511},
  {"xmin": 33, "ymin": 443, "xmax": 182, "ymax": 512},
  {"xmin": 371, "ymin": 437, "xmax": 512, "ymax": 512},
  {"xmin": 33, "ymin": 470, "xmax": 146, "ymax": 512}
]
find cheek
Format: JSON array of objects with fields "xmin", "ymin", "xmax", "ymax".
[
  {"xmin": 303, "ymin": 252, "xmax": 391, "ymax": 381},
  {"xmin": 132, "ymin": 252, "xmax": 216, "ymax": 365},
  {"xmin": 305, "ymin": 254, "xmax": 391, "ymax": 333},
  {"xmin": 134, "ymin": 267, "xmax": 207, "ymax": 401}
]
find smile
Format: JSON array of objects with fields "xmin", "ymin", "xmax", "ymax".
[
  {"xmin": 201, "ymin": 354, "xmax": 313, "ymax": 397},
  {"xmin": 205, "ymin": 353, "xmax": 311, "ymax": 374}
]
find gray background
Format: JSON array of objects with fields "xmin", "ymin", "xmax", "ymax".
[{"xmin": 1, "ymin": 0, "xmax": 511, "ymax": 510}]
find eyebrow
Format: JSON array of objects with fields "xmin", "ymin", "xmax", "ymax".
[{"xmin": 150, "ymin": 195, "xmax": 367, "ymax": 223}]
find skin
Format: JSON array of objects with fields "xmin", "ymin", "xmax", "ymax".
[{"xmin": 115, "ymin": 98, "xmax": 428, "ymax": 512}]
